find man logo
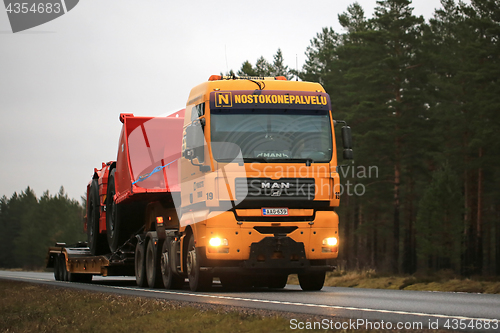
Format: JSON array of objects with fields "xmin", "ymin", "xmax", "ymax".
[
  {"xmin": 215, "ymin": 92, "xmax": 232, "ymax": 107},
  {"xmin": 261, "ymin": 182, "xmax": 290, "ymax": 189}
]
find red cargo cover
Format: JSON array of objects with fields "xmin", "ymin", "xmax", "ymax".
[{"xmin": 114, "ymin": 112, "xmax": 184, "ymax": 204}]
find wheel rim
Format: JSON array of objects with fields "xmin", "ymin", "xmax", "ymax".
[
  {"xmin": 146, "ymin": 242, "xmax": 154, "ymax": 283},
  {"xmin": 161, "ymin": 249, "xmax": 169, "ymax": 278}
]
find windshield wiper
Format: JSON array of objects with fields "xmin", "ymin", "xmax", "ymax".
[
  {"xmin": 243, "ymin": 157, "xmax": 269, "ymax": 163},
  {"xmin": 215, "ymin": 157, "xmax": 244, "ymax": 163},
  {"xmin": 263, "ymin": 158, "xmax": 315, "ymax": 164}
]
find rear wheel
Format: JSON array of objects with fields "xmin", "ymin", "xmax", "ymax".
[
  {"xmin": 146, "ymin": 239, "xmax": 164, "ymax": 288},
  {"xmin": 187, "ymin": 235, "xmax": 212, "ymax": 291},
  {"xmin": 88, "ymin": 179, "xmax": 107, "ymax": 255},
  {"xmin": 298, "ymin": 271, "xmax": 325, "ymax": 291},
  {"xmin": 135, "ymin": 240, "xmax": 147, "ymax": 287},
  {"xmin": 161, "ymin": 239, "xmax": 184, "ymax": 289}
]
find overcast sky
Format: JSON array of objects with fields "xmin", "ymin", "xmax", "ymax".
[{"xmin": 0, "ymin": 0, "xmax": 469, "ymax": 202}]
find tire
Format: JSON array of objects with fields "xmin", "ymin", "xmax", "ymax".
[
  {"xmin": 146, "ymin": 239, "xmax": 164, "ymax": 288},
  {"xmin": 106, "ymin": 169, "xmax": 143, "ymax": 252},
  {"xmin": 186, "ymin": 235, "xmax": 212, "ymax": 291},
  {"xmin": 106, "ymin": 169, "xmax": 122, "ymax": 252},
  {"xmin": 53, "ymin": 254, "xmax": 61, "ymax": 281},
  {"xmin": 60, "ymin": 255, "xmax": 69, "ymax": 281},
  {"xmin": 161, "ymin": 239, "xmax": 184, "ymax": 289},
  {"xmin": 87, "ymin": 179, "xmax": 107, "ymax": 255},
  {"xmin": 57, "ymin": 255, "xmax": 66, "ymax": 281},
  {"xmin": 268, "ymin": 275, "xmax": 288, "ymax": 289},
  {"xmin": 135, "ymin": 239, "xmax": 147, "ymax": 287},
  {"xmin": 298, "ymin": 271, "xmax": 325, "ymax": 291}
]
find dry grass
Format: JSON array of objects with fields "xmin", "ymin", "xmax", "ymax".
[
  {"xmin": 0, "ymin": 280, "xmax": 450, "ymax": 333},
  {"xmin": 288, "ymin": 270, "xmax": 500, "ymax": 294},
  {"xmin": 0, "ymin": 280, "xmax": 292, "ymax": 333}
]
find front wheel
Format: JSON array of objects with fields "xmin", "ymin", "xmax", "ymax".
[
  {"xmin": 88, "ymin": 179, "xmax": 107, "ymax": 255},
  {"xmin": 298, "ymin": 271, "xmax": 325, "ymax": 291},
  {"xmin": 186, "ymin": 235, "xmax": 212, "ymax": 291}
]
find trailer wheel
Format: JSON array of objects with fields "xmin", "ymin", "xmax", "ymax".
[
  {"xmin": 53, "ymin": 254, "xmax": 61, "ymax": 281},
  {"xmin": 135, "ymin": 239, "xmax": 147, "ymax": 287},
  {"xmin": 88, "ymin": 179, "xmax": 107, "ymax": 255},
  {"xmin": 58, "ymin": 255, "xmax": 66, "ymax": 281},
  {"xmin": 146, "ymin": 239, "xmax": 164, "ymax": 288},
  {"xmin": 60, "ymin": 255, "xmax": 69, "ymax": 281},
  {"xmin": 268, "ymin": 275, "xmax": 288, "ymax": 289},
  {"xmin": 106, "ymin": 169, "xmax": 121, "ymax": 252},
  {"xmin": 160, "ymin": 239, "xmax": 184, "ymax": 289},
  {"xmin": 186, "ymin": 235, "xmax": 212, "ymax": 292},
  {"xmin": 298, "ymin": 271, "xmax": 325, "ymax": 291}
]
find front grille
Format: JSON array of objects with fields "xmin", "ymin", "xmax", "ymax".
[{"xmin": 235, "ymin": 178, "xmax": 315, "ymax": 200}]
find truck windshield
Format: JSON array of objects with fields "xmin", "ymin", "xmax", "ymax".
[{"xmin": 210, "ymin": 109, "xmax": 332, "ymax": 163}]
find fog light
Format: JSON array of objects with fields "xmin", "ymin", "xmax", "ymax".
[
  {"xmin": 209, "ymin": 237, "xmax": 228, "ymax": 247},
  {"xmin": 323, "ymin": 237, "xmax": 338, "ymax": 246}
]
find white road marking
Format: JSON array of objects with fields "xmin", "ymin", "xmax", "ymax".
[
  {"xmin": 1, "ymin": 272, "xmax": 498, "ymax": 323},
  {"xmin": 107, "ymin": 285, "xmax": 499, "ymax": 322}
]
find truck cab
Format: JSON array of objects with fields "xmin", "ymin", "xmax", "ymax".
[{"xmin": 179, "ymin": 75, "xmax": 349, "ymax": 290}]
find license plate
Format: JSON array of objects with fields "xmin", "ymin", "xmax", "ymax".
[{"xmin": 262, "ymin": 208, "xmax": 289, "ymax": 216}]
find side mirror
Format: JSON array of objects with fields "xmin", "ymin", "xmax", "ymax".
[
  {"xmin": 185, "ymin": 122, "xmax": 205, "ymax": 163},
  {"xmin": 341, "ymin": 125, "xmax": 353, "ymax": 160},
  {"xmin": 343, "ymin": 148, "xmax": 353, "ymax": 160},
  {"xmin": 185, "ymin": 123, "xmax": 204, "ymax": 150}
]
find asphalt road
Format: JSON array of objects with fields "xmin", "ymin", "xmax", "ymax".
[{"xmin": 1, "ymin": 270, "xmax": 499, "ymax": 332}]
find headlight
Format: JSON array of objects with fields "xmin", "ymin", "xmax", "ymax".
[
  {"xmin": 209, "ymin": 237, "xmax": 228, "ymax": 247},
  {"xmin": 323, "ymin": 237, "xmax": 338, "ymax": 246}
]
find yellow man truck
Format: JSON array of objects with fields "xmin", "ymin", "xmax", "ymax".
[{"xmin": 46, "ymin": 75, "xmax": 353, "ymax": 291}]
